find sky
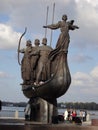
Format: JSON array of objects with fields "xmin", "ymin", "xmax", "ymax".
[{"xmin": 0, "ymin": 0, "xmax": 98, "ymax": 103}]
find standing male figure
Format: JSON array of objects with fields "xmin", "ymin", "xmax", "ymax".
[
  {"xmin": 36, "ymin": 38, "xmax": 53, "ymax": 85},
  {"xmin": 30, "ymin": 39, "xmax": 40, "ymax": 83},
  {"xmin": 19, "ymin": 40, "xmax": 32, "ymax": 85}
]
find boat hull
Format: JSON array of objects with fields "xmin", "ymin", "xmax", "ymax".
[{"xmin": 22, "ymin": 52, "xmax": 71, "ymax": 101}]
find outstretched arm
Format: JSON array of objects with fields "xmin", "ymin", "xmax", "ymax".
[
  {"xmin": 73, "ymin": 25, "xmax": 79, "ymax": 29},
  {"xmin": 43, "ymin": 22, "xmax": 60, "ymax": 30}
]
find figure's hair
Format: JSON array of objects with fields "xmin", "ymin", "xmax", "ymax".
[
  {"xmin": 42, "ymin": 38, "xmax": 47, "ymax": 45},
  {"xmin": 34, "ymin": 39, "xmax": 40, "ymax": 45},
  {"xmin": 27, "ymin": 40, "xmax": 31, "ymax": 43},
  {"xmin": 26, "ymin": 40, "xmax": 32, "ymax": 46},
  {"xmin": 62, "ymin": 14, "xmax": 67, "ymax": 20}
]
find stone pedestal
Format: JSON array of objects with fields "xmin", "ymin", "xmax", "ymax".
[{"xmin": 28, "ymin": 98, "xmax": 58, "ymax": 124}]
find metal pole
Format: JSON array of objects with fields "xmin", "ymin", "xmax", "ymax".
[
  {"xmin": 50, "ymin": 3, "xmax": 55, "ymax": 46},
  {"xmin": 45, "ymin": 6, "xmax": 49, "ymax": 38}
]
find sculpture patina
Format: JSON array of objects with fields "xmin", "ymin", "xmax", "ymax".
[{"xmin": 18, "ymin": 14, "xmax": 79, "ymax": 123}]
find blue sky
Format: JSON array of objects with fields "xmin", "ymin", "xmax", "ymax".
[{"xmin": 0, "ymin": 0, "xmax": 98, "ymax": 103}]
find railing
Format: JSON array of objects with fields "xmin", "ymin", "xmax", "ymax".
[{"xmin": 0, "ymin": 109, "xmax": 25, "ymax": 119}]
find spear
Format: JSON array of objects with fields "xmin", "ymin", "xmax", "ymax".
[
  {"xmin": 50, "ymin": 3, "xmax": 55, "ymax": 46},
  {"xmin": 45, "ymin": 6, "xmax": 49, "ymax": 38}
]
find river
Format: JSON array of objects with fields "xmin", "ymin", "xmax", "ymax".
[{"xmin": 0, "ymin": 106, "xmax": 98, "ymax": 120}]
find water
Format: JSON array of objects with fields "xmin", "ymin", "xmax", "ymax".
[
  {"xmin": 0, "ymin": 106, "xmax": 98, "ymax": 120},
  {"xmin": 0, "ymin": 106, "xmax": 25, "ymax": 118}
]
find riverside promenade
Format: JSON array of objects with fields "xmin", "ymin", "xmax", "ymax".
[{"xmin": 0, "ymin": 118, "xmax": 98, "ymax": 130}]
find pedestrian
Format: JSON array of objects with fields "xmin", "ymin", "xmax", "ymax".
[{"xmin": 64, "ymin": 109, "xmax": 68, "ymax": 120}]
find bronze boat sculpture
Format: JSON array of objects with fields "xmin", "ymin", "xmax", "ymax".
[
  {"xmin": 18, "ymin": 14, "xmax": 79, "ymax": 122},
  {"xmin": 22, "ymin": 50, "xmax": 71, "ymax": 102}
]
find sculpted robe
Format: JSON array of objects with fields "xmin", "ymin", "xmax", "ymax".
[{"xmin": 20, "ymin": 46, "xmax": 32, "ymax": 83}]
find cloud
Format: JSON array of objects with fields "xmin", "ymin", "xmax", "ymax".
[
  {"xmin": 72, "ymin": 65, "xmax": 98, "ymax": 89},
  {"xmin": 74, "ymin": 0, "xmax": 98, "ymax": 49},
  {"xmin": 0, "ymin": 71, "xmax": 8, "ymax": 78},
  {"xmin": 70, "ymin": 53, "xmax": 93, "ymax": 63},
  {"xmin": 0, "ymin": 23, "xmax": 26, "ymax": 50},
  {"xmin": 90, "ymin": 66, "xmax": 98, "ymax": 80},
  {"xmin": 0, "ymin": 71, "xmax": 16, "ymax": 79},
  {"xmin": 0, "ymin": 0, "xmax": 98, "ymax": 49},
  {"xmin": 58, "ymin": 65, "xmax": 98, "ymax": 103},
  {"xmin": 75, "ymin": 0, "xmax": 98, "ymax": 7}
]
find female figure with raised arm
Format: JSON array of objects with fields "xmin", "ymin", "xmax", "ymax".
[{"xmin": 43, "ymin": 14, "xmax": 79, "ymax": 52}]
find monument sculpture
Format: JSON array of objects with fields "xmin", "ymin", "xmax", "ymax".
[{"xmin": 18, "ymin": 13, "xmax": 79, "ymax": 123}]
